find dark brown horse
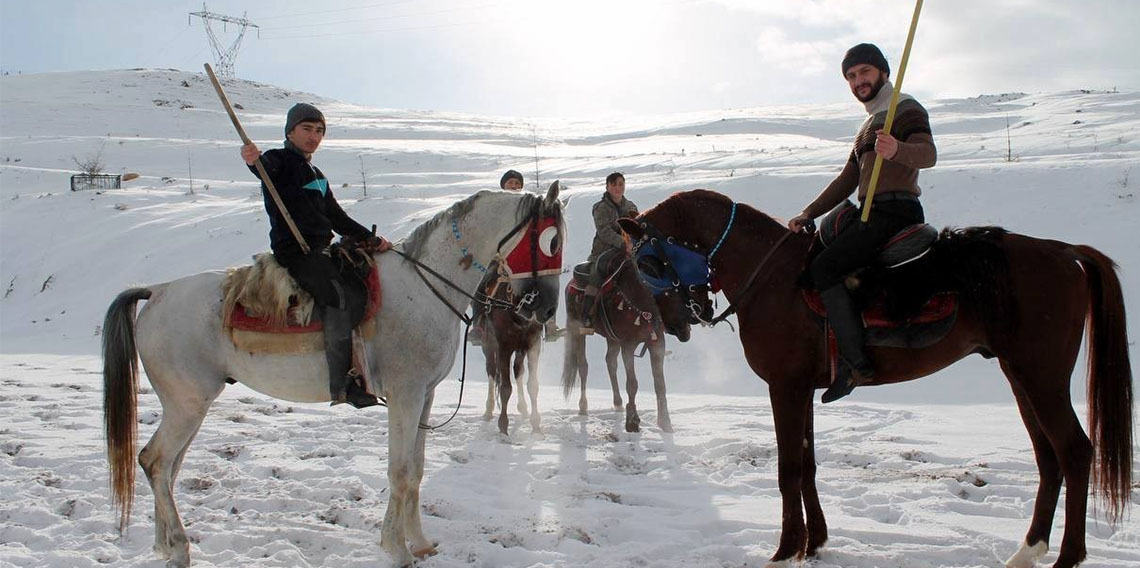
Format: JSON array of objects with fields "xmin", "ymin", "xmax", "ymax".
[
  {"xmin": 561, "ymin": 256, "xmax": 675, "ymax": 433},
  {"xmin": 479, "ymin": 266, "xmax": 544, "ymax": 436},
  {"xmin": 618, "ymin": 189, "xmax": 1132, "ymax": 568}
]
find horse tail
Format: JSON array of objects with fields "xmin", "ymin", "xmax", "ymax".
[
  {"xmin": 102, "ymin": 287, "xmax": 152, "ymax": 532},
  {"xmin": 1073, "ymin": 245, "xmax": 1133, "ymax": 525},
  {"xmin": 561, "ymin": 327, "xmax": 584, "ymax": 399}
]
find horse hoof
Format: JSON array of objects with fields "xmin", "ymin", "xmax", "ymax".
[
  {"xmin": 658, "ymin": 422, "xmax": 674, "ymax": 433},
  {"xmin": 412, "ymin": 545, "xmax": 439, "ymax": 559},
  {"xmin": 1005, "ymin": 540, "xmax": 1047, "ymax": 568}
]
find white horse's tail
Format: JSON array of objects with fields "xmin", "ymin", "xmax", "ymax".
[{"xmin": 102, "ymin": 287, "xmax": 152, "ymax": 532}]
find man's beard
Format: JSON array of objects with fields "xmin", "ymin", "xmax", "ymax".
[{"xmin": 854, "ymin": 74, "xmax": 887, "ymax": 103}]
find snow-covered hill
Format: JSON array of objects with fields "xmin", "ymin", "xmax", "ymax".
[{"xmin": 1, "ymin": 69, "xmax": 1137, "ymax": 567}]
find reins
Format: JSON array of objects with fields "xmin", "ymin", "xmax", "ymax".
[
  {"xmin": 386, "ymin": 247, "xmax": 475, "ymax": 430},
  {"xmin": 706, "ymin": 230, "xmax": 793, "ymax": 325}
]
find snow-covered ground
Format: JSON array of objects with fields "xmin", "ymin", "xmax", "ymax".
[{"xmin": 1, "ymin": 69, "xmax": 1137, "ymax": 567}]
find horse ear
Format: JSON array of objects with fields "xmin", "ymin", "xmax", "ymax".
[
  {"xmin": 544, "ymin": 180, "xmax": 561, "ymax": 206},
  {"xmin": 616, "ymin": 218, "xmax": 643, "ymax": 240}
]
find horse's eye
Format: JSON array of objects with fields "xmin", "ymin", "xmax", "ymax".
[
  {"xmin": 538, "ymin": 226, "xmax": 560, "ymax": 256},
  {"xmin": 638, "ymin": 256, "xmax": 666, "ymax": 279}
]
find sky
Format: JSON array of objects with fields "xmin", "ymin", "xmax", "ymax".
[{"xmin": 2, "ymin": 0, "xmax": 1139, "ymax": 117}]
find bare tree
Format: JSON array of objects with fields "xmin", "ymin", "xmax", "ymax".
[{"xmin": 72, "ymin": 140, "xmax": 107, "ymax": 175}]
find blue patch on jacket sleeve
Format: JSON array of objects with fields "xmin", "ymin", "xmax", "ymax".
[{"xmin": 303, "ymin": 178, "xmax": 329, "ymax": 195}]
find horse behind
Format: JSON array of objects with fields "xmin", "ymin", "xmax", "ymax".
[
  {"xmin": 480, "ymin": 262, "xmax": 545, "ymax": 436},
  {"xmin": 560, "ymin": 255, "xmax": 674, "ymax": 433},
  {"xmin": 620, "ymin": 189, "xmax": 1132, "ymax": 568},
  {"xmin": 102, "ymin": 185, "xmax": 564, "ymax": 567}
]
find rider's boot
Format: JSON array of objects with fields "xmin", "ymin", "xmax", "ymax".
[
  {"xmin": 324, "ymin": 305, "xmax": 380, "ymax": 409},
  {"xmin": 579, "ymin": 292, "xmax": 597, "ymax": 335},
  {"xmin": 819, "ymin": 284, "xmax": 875, "ymax": 403}
]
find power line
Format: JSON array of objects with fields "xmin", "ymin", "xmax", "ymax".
[
  {"xmin": 258, "ymin": 1, "xmax": 510, "ymax": 32},
  {"xmin": 188, "ymin": 3, "xmax": 259, "ymax": 78},
  {"xmin": 255, "ymin": 0, "xmax": 419, "ymax": 22},
  {"xmin": 259, "ymin": 16, "xmax": 502, "ymax": 40}
]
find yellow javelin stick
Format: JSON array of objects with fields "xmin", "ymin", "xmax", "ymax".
[{"xmin": 861, "ymin": 0, "xmax": 924, "ymax": 223}]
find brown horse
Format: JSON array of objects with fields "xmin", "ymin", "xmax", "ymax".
[
  {"xmin": 618, "ymin": 189, "xmax": 1132, "ymax": 568},
  {"xmin": 479, "ymin": 265, "xmax": 544, "ymax": 436},
  {"xmin": 560, "ymin": 255, "xmax": 675, "ymax": 433}
]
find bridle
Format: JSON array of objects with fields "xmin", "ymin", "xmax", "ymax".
[
  {"xmin": 396, "ymin": 201, "xmax": 558, "ymax": 323},
  {"xmin": 630, "ymin": 200, "xmax": 793, "ymax": 327},
  {"xmin": 631, "ymin": 202, "xmax": 736, "ymax": 325}
]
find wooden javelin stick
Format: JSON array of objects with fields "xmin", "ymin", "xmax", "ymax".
[
  {"xmin": 860, "ymin": 0, "xmax": 924, "ymax": 223},
  {"xmin": 203, "ymin": 63, "xmax": 311, "ymax": 254}
]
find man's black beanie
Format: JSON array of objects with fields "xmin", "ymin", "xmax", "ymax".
[
  {"xmin": 500, "ymin": 169, "xmax": 524, "ymax": 189},
  {"xmin": 842, "ymin": 43, "xmax": 890, "ymax": 77},
  {"xmin": 285, "ymin": 103, "xmax": 326, "ymax": 137}
]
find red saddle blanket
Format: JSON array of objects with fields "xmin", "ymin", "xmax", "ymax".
[
  {"xmin": 801, "ymin": 289, "xmax": 956, "ymax": 328},
  {"xmin": 229, "ymin": 267, "xmax": 382, "ymax": 333}
]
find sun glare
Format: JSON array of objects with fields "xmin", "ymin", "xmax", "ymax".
[{"xmin": 508, "ymin": 1, "xmax": 670, "ymax": 83}]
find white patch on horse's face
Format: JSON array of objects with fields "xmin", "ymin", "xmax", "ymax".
[{"xmin": 538, "ymin": 225, "xmax": 560, "ymax": 257}]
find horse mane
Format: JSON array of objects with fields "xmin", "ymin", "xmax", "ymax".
[
  {"xmin": 656, "ymin": 189, "xmax": 783, "ymax": 251},
  {"xmin": 401, "ymin": 190, "xmax": 561, "ymax": 259},
  {"xmin": 401, "ymin": 192, "xmax": 484, "ymax": 259}
]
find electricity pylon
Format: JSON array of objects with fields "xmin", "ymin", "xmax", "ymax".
[{"xmin": 189, "ymin": 4, "xmax": 258, "ymax": 78}]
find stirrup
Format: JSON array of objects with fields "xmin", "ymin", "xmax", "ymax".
[{"xmin": 544, "ymin": 326, "xmax": 566, "ymax": 342}]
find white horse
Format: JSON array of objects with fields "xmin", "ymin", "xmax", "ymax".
[{"xmin": 103, "ymin": 183, "xmax": 564, "ymax": 567}]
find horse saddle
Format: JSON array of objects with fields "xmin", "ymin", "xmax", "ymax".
[
  {"xmin": 806, "ymin": 200, "xmax": 957, "ymax": 349},
  {"xmin": 570, "ymin": 261, "xmax": 593, "ymax": 288},
  {"xmin": 801, "ymin": 289, "xmax": 956, "ymax": 348},
  {"xmin": 569, "ymin": 250, "xmax": 625, "ymax": 290},
  {"xmin": 223, "ymin": 253, "xmax": 383, "ymax": 353},
  {"xmin": 820, "ymin": 199, "xmax": 939, "ymax": 268}
]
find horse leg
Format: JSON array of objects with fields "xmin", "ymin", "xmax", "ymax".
[
  {"xmin": 138, "ymin": 379, "xmax": 221, "ymax": 567},
  {"xmin": 621, "ymin": 343, "xmax": 640, "ymax": 433},
  {"xmin": 572, "ymin": 332, "xmax": 590, "ymax": 416},
  {"xmin": 1001, "ymin": 361, "xmax": 1090, "ymax": 568},
  {"xmin": 483, "ymin": 349, "xmax": 496, "ymax": 420},
  {"xmin": 605, "ymin": 338, "xmax": 623, "ymax": 410},
  {"xmin": 801, "ymin": 398, "xmax": 828, "ymax": 557},
  {"xmin": 525, "ymin": 342, "xmax": 542, "ymax": 433},
  {"xmin": 647, "ymin": 341, "xmax": 672, "ymax": 433},
  {"xmin": 514, "ymin": 349, "xmax": 529, "ymax": 418},
  {"xmin": 767, "ymin": 385, "xmax": 812, "ymax": 564},
  {"xmin": 404, "ymin": 390, "xmax": 438, "ymax": 559},
  {"xmin": 1003, "ymin": 377, "xmax": 1059, "ymax": 567},
  {"xmin": 381, "ymin": 390, "xmax": 429, "ymax": 567},
  {"xmin": 496, "ymin": 350, "xmax": 514, "ymax": 436}
]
